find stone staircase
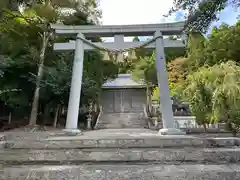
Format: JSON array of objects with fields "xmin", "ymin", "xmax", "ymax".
[
  {"xmin": 1, "ymin": 129, "xmax": 240, "ymax": 180},
  {"xmin": 95, "ymin": 112, "xmax": 147, "ymax": 129}
]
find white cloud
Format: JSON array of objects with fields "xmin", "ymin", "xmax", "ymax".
[
  {"xmin": 99, "ymin": 1, "xmax": 239, "ymax": 41},
  {"xmin": 99, "ymin": 0, "xmax": 181, "ymax": 42},
  {"xmin": 99, "ymin": 0, "xmax": 176, "ymax": 25}
]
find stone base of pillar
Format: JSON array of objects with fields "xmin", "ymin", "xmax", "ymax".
[
  {"xmin": 159, "ymin": 128, "xmax": 186, "ymax": 135},
  {"xmin": 62, "ymin": 129, "xmax": 82, "ymax": 136}
]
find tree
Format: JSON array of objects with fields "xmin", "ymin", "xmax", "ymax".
[
  {"xmin": 204, "ymin": 22, "xmax": 240, "ymax": 65},
  {"xmin": 168, "ymin": 57, "xmax": 188, "ymax": 83},
  {"xmin": 182, "ymin": 60, "xmax": 240, "ymax": 135},
  {"xmin": 41, "ymin": 56, "xmax": 71, "ymax": 127},
  {"xmin": 210, "ymin": 61, "xmax": 240, "ymax": 136},
  {"xmin": 41, "ymin": 51, "xmax": 118, "ymax": 127},
  {"xmin": 183, "ymin": 22, "xmax": 240, "ymax": 70},
  {"xmin": 183, "ymin": 67, "xmax": 213, "ymax": 132},
  {"xmin": 132, "ymin": 53, "xmax": 158, "ymax": 86},
  {"xmin": 184, "ymin": 32, "xmax": 207, "ymax": 71},
  {"xmin": 17, "ymin": 2, "xmax": 59, "ymax": 126},
  {"xmin": 168, "ymin": 0, "xmax": 239, "ymax": 32},
  {"xmin": 81, "ymin": 52, "xmax": 119, "ymax": 105},
  {"xmin": 167, "ymin": 57, "xmax": 189, "ymax": 97},
  {"xmin": 0, "ymin": 0, "xmax": 102, "ymax": 127},
  {"xmin": 0, "ymin": 10, "xmax": 37, "ymax": 118}
]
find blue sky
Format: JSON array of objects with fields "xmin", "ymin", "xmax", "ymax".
[
  {"xmin": 214, "ymin": 6, "xmax": 239, "ymax": 25},
  {"xmin": 174, "ymin": 6, "xmax": 239, "ymax": 34},
  {"xmin": 99, "ymin": 0, "xmax": 239, "ymax": 41},
  {"xmin": 173, "ymin": 6, "xmax": 239, "ymax": 25}
]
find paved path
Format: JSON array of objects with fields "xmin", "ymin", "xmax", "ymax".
[
  {"xmin": 46, "ymin": 128, "xmax": 197, "ymax": 141},
  {"xmin": 1, "ymin": 128, "xmax": 239, "ymax": 142}
]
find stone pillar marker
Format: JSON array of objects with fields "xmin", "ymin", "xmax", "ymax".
[
  {"xmin": 63, "ymin": 33, "xmax": 84, "ymax": 134},
  {"xmin": 154, "ymin": 31, "xmax": 185, "ymax": 135}
]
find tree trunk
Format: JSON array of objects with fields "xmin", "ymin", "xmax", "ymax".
[
  {"xmin": 29, "ymin": 32, "xmax": 50, "ymax": 126},
  {"xmin": 53, "ymin": 104, "xmax": 60, "ymax": 128}
]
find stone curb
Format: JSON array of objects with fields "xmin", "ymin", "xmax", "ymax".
[
  {"xmin": 4, "ymin": 137, "xmax": 240, "ymax": 149},
  {"xmin": 2, "ymin": 164, "xmax": 240, "ymax": 180},
  {"xmin": 1, "ymin": 147, "xmax": 240, "ymax": 163},
  {"xmin": 4, "ymin": 138, "xmax": 205, "ymax": 149}
]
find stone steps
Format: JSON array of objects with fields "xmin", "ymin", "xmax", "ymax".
[
  {"xmin": 96, "ymin": 112, "xmax": 146, "ymax": 129},
  {"xmin": 2, "ymin": 163, "xmax": 240, "ymax": 180},
  {"xmin": 3, "ymin": 137, "xmax": 205, "ymax": 149},
  {"xmin": 1, "ymin": 147, "xmax": 240, "ymax": 164},
  {"xmin": 3, "ymin": 134, "xmax": 240, "ymax": 149},
  {"xmin": 96, "ymin": 125, "xmax": 147, "ymax": 129},
  {"xmin": 1, "ymin": 129, "xmax": 240, "ymax": 179}
]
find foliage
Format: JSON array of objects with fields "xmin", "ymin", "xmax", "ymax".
[
  {"xmin": 168, "ymin": 0, "xmax": 239, "ymax": 32},
  {"xmin": 183, "ymin": 67, "xmax": 213, "ymax": 130},
  {"xmin": 168, "ymin": 57, "xmax": 187, "ymax": 84},
  {"xmin": 205, "ymin": 22, "xmax": 240, "ymax": 65},
  {"xmin": 41, "ymin": 56, "xmax": 72, "ymax": 105},
  {"xmin": 165, "ymin": 20, "xmax": 240, "ymax": 135},
  {"xmin": 210, "ymin": 61, "xmax": 240, "ymax": 135},
  {"xmin": 182, "ymin": 61, "xmax": 240, "ymax": 135},
  {"xmin": 151, "ymin": 87, "xmax": 160, "ymax": 102},
  {"xmin": 0, "ymin": 0, "xmax": 115, "ymax": 127},
  {"xmin": 132, "ymin": 53, "xmax": 157, "ymax": 86},
  {"xmin": 82, "ymin": 52, "xmax": 118, "ymax": 104},
  {"xmin": 184, "ymin": 32, "xmax": 207, "ymax": 71},
  {"xmin": 183, "ymin": 22, "xmax": 240, "ymax": 70},
  {"xmin": 166, "ymin": 57, "xmax": 189, "ymax": 99},
  {"xmin": 42, "ymin": 52, "xmax": 118, "ymax": 105},
  {"xmin": 133, "ymin": 55, "xmax": 187, "ymax": 105},
  {"xmin": 165, "ymin": 47, "xmax": 186, "ymax": 62}
]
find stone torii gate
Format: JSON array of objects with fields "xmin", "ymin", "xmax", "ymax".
[{"xmin": 51, "ymin": 22, "xmax": 186, "ymax": 135}]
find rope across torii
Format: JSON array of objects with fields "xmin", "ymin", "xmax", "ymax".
[{"xmin": 51, "ymin": 22, "xmax": 187, "ymax": 135}]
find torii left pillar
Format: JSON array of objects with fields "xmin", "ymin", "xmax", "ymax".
[{"xmin": 63, "ymin": 33, "xmax": 84, "ymax": 134}]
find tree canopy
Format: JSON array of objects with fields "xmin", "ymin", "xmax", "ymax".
[
  {"xmin": 0, "ymin": 0, "xmax": 118, "ymax": 128},
  {"xmin": 168, "ymin": 0, "xmax": 239, "ymax": 32},
  {"xmin": 166, "ymin": 19, "xmax": 240, "ymax": 135}
]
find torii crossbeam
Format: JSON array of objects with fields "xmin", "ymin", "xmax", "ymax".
[{"xmin": 51, "ymin": 22, "xmax": 186, "ymax": 135}]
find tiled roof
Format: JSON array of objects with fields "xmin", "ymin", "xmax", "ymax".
[{"xmin": 102, "ymin": 74, "xmax": 146, "ymax": 88}]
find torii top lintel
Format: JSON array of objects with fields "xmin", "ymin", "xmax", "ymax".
[{"xmin": 50, "ymin": 21, "xmax": 185, "ymax": 37}]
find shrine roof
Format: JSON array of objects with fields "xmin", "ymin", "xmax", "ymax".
[{"xmin": 102, "ymin": 74, "xmax": 147, "ymax": 89}]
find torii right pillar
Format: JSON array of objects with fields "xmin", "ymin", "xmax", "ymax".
[{"xmin": 155, "ymin": 31, "xmax": 185, "ymax": 135}]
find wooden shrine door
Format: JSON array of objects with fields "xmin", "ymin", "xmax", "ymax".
[{"xmin": 101, "ymin": 89, "xmax": 146, "ymax": 113}]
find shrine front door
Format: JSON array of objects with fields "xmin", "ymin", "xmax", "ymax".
[{"xmin": 101, "ymin": 88, "xmax": 146, "ymax": 113}]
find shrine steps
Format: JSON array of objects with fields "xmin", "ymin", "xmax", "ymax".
[
  {"xmin": 1, "ymin": 129, "xmax": 240, "ymax": 179},
  {"xmin": 3, "ymin": 163, "xmax": 240, "ymax": 180},
  {"xmin": 96, "ymin": 112, "xmax": 147, "ymax": 129},
  {"xmin": 1, "ymin": 147, "xmax": 240, "ymax": 164}
]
